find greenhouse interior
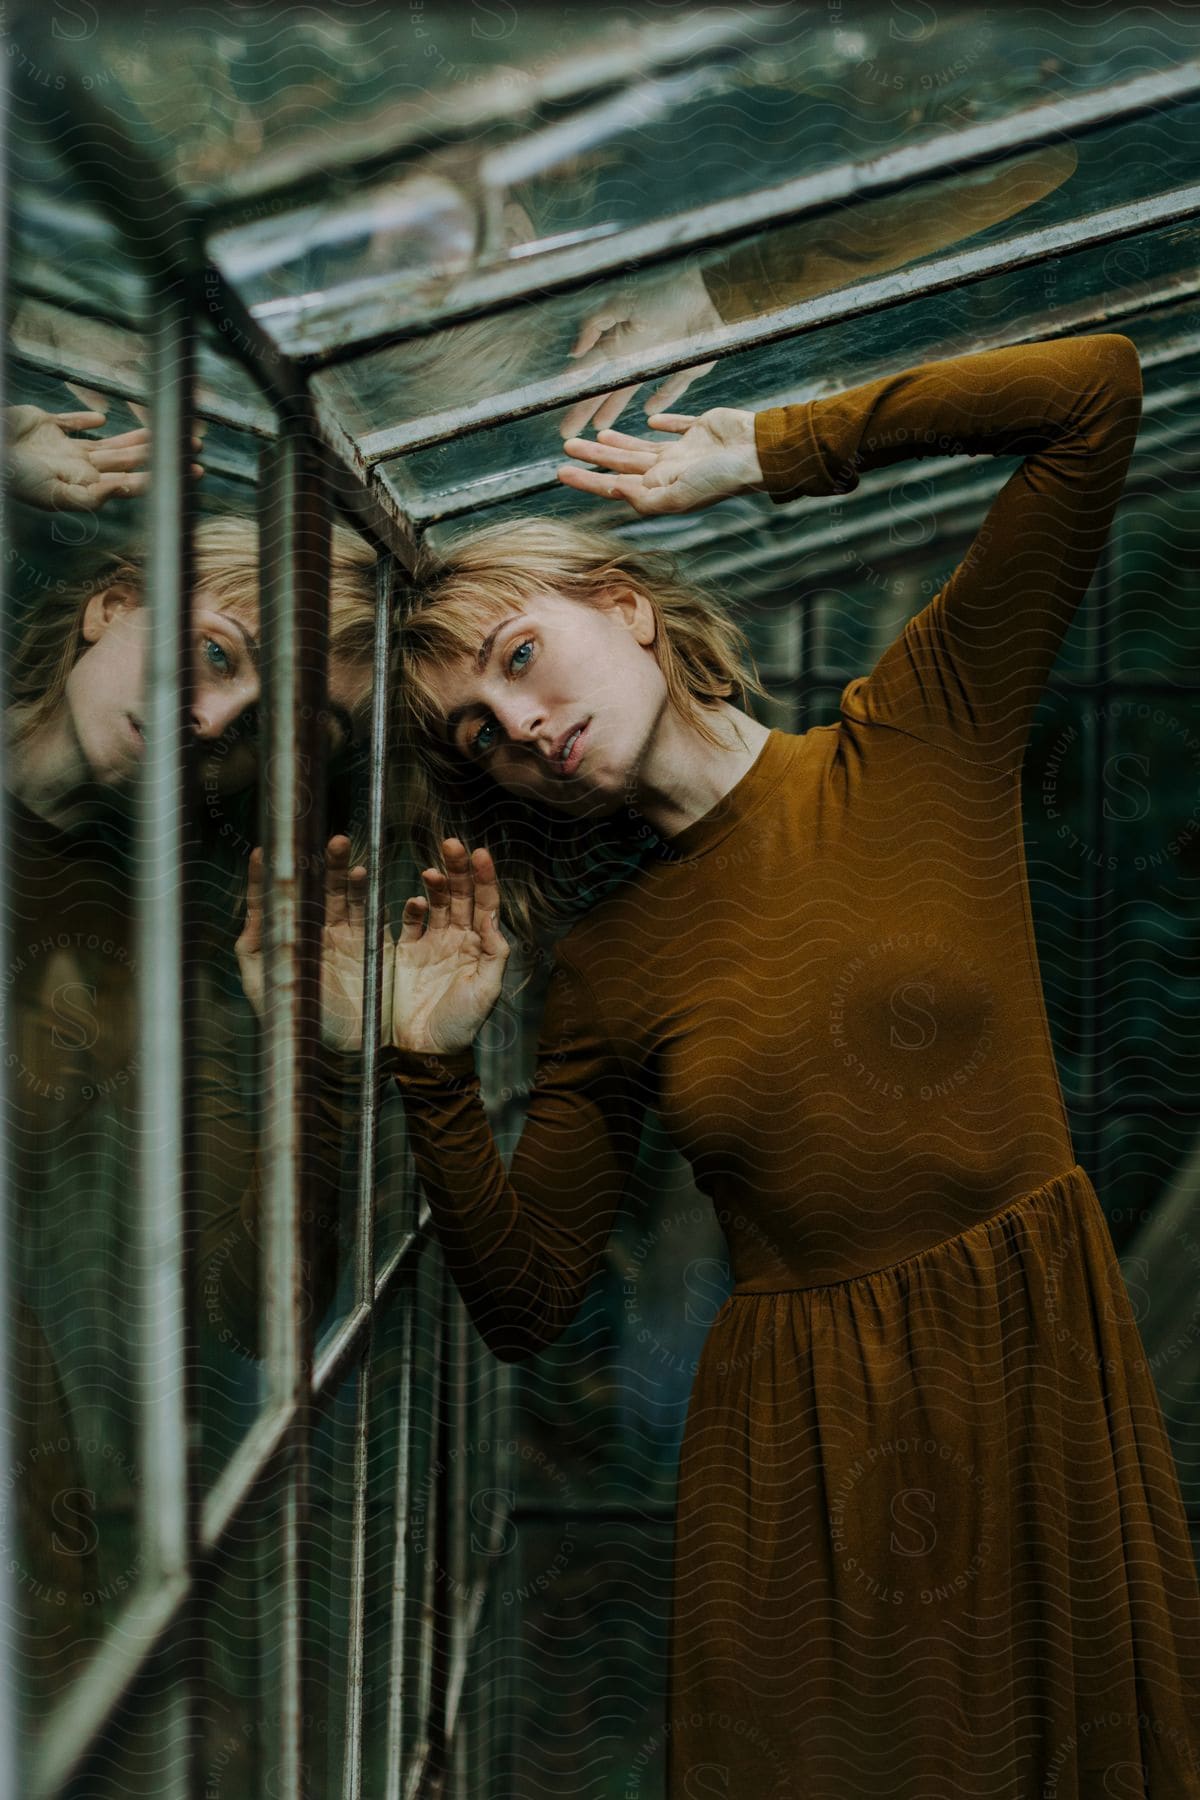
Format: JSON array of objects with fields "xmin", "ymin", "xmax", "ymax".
[{"xmin": 3, "ymin": 3, "xmax": 1200, "ymax": 1797}]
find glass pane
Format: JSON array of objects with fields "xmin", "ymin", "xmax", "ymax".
[
  {"xmin": 1095, "ymin": 1113, "xmax": 1200, "ymax": 1563},
  {"xmin": 1101, "ymin": 696, "xmax": 1200, "ymax": 1107},
  {"xmin": 376, "ymin": 850, "xmax": 429, "ymax": 1273},
  {"xmin": 309, "ymin": 1365, "xmax": 361, "ymax": 1792},
  {"xmin": 8, "ymin": 116, "xmax": 145, "ymax": 328},
  {"xmin": 812, "ymin": 566, "xmax": 940, "ymax": 683},
  {"xmin": 805, "ymin": 685, "xmax": 842, "ymax": 725},
  {"xmin": 738, "ymin": 595, "xmax": 803, "ymax": 684},
  {"xmin": 201, "ymin": 1486, "xmax": 275, "ymax": 1800},
  {"xmin": 1111, "ymin": 487, "xmax": 1200, "ymax": 680},
  {"xmin": 360, "ymin": 1282, "xmax": 414, "ymax": 1790},
  {"xmin": 401, "ymin": 1241, "xmax": 445, "ymax": 1772},
  {"xmin": 1022, "ymin": 701, "xmax": 1096, "ymax": 1113},
  {"xmin": 7, "ymin": 291, "xmax": 274, "ymax": 446},
  {"xmin": 5, "ymin": 312, "xmax": 156, "ymax": 1738},
  {"xmin": 60, "ymin": 1659, "xmax": 188, "ymax": 1800},
  {"xmin": 509, "ymin": 1517, "xmax": 671, "ymax": 1800},
  {"xmin": 383, "ymin": 220, "xmax": 1200, "ymax": 544},
  {"xmin": 216, "ymin": 7, "xmax": 1200, "ymax": 353},
  {"xmin": 196, "ymin": 499, "xmax": 381, "ymax": 1472},
  {"xmin": 1098, "ymin": 1114, "xmax": 1200, "ymax": 1254},
  {"xmin": 512, "ymin": 6, "xmax": 1200, "ymax": 238},
  {"xmin": 809, "ymin": 538, "xmax": 1096, "ymax": 686},
  {"xmin": 510, "ymin": 1121, "xmax": 719, "ymax": 1524},
  {"xmin": 97, "ymin": 7, "xmax": 749, "ymax": 200}
]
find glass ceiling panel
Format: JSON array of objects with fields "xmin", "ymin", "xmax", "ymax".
[
  {"xmin": 318, "ymin": 99, "xmax": 1200, "ymax": 483},
  {"xmin": 72, "ymin": 6, "xmax": 765, "ymax": 202},
  {"xmin": 10, "ymin": 2, "xmax": 1200, "ymax": 590},
  {"xmin": 208, "ymin": 3, "xmax": 1200, "ymax": 351},
  {"xmin": 414, "ymin": 310, "xmax": 1200, "ymax": 583},
  {"xmin": 7, "ymin": 297, "xmax": 277, "ymax": 441},
  {"xmin": 7, "ymin": 109, "xmax": 146, "ymax": 328},
  {"xmin": 382, "ymin": 208, "xmax": 1200, "ymax": 550}
]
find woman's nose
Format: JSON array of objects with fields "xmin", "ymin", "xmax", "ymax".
[
  {"xmin": 190, "ymin": 686, "xmax": 259, "ymax": 741},
  {"xmin": 495, "ymin": 697, "xmax": 546, "ymax": 745}
]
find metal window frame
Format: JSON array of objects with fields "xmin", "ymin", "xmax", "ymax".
[{"xmin": 2, "ymin": 35, "xmax": 508, "ymax": 1800}]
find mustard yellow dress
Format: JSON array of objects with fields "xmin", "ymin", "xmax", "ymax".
[{"xmin": 396, "ymin": 334, "xmax": 1200, "ymax": 1797}]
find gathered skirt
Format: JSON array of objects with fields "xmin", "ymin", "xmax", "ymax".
[{"xmin": 668, "ymin": 1164, "xmax": 1200, "ymax": 1799}]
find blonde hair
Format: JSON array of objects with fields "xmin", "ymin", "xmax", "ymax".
[
  {"xmin": 394, "ymin": 517, "xmax": 769, "ymax": 950},
  {"xmin": 8, "ymin": 513, "xmax": 378, "ymax": 751}
]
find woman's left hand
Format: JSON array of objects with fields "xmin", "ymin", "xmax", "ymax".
[{"xmin": 557, "ymin": 407, "xmax": 766, "ymax": 516}]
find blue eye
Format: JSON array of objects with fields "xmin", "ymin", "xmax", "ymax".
[
  {"xmin": 202, "ymin": 636, "xmax": 231, "ymax": 674},
  {"xmin": 467, "ymin": 638, "xmax": 534, "ymax": 754}
]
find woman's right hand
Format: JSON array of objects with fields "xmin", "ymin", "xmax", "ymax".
[
  {"xmin": 392, "ymin": 838, "xmax": 510, "ymax": 1056},
  {"xmin": 557, "ymin": 407, "xmax": 766, "ymax": 516}
]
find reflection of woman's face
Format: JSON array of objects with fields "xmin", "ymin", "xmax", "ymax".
[{"xmin": 64, "ymin": 586, "xmax": 363, "ymax": 796}]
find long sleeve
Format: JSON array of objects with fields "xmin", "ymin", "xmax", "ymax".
[
  {"xmin": 392, "ymin": 941, "xmax": 648, "ymax": 1364},
  {"xmin": 700, "ymin": 143, "xmax": 1078, "ymax": 326},
  {"xmin": 753, "ymin": 332, "xmax": 1143, "ymax": 769}
]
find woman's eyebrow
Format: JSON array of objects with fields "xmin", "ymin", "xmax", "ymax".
[
  {"xmin": 443, "ymin": 615, "xmax": 526, "ymax": 740},
  {"xmin": 216, "ymin": 611, "xmax": 261, "ymax": 672}
]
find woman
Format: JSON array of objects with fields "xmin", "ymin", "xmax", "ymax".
[{"xmin": 373, "ymin": 331, "xmax": 1200, "ymax": 1797}]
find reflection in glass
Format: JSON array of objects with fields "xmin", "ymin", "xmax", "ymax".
[
  {"xmin": 4, "ymin": 438, "xmax": 381, "ymax": 1736},
  {"xmin": 225, "ymin": 8, "xmax": 1200, "ymax": 364},
  {"xmin": 328, "ymin": 136, "xmax": 1077, "ymax": 452},
  {"xmin": 308, "ymin": 1366, "xmax": 360, "ymax": 1793},
  {"xmin": 411, "ymin": 224, "xmax": 1200, "ymax": 568},
  {"xmin": 201, "ymin": 1486, "xmax": 275, "ymax": 1800}
]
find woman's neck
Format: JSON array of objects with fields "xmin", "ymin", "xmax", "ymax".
[{"xmin": 638, "ymin": 700, "xmax": 772, "ymax": 843}]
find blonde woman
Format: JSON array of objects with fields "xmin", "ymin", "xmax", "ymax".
[{"xmin": 361, "ymin": 332, "xmax": 1200, "ymax": 1796}]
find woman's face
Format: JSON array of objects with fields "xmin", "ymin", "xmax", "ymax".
[
  {"xmin": 422, "ymin": 587, "xmax": 666, "ymax": 816},
  {"xmin": 64, "ymin": 585, "xmax": 364, "ymax": 796}
]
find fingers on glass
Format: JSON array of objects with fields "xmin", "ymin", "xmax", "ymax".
[
  {"xmin": 645, "ymin": 413, "xmax": 699, "ymax": 431},
  {"xmin": 559, "ymin": 398, "xmax": 603, "ymax": 439},
  {"xmin": 591, "ymin": 384, "xmax": 640, "ymax": 432}
]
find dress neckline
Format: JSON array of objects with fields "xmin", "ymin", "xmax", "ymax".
[{"xmin": 650, "ymin": 726, "xmax": 797, "ymax": 863}]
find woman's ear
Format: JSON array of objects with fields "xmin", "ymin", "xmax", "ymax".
[
  {"xmin": 606, "ymin": 585, "xmax": 657, "ymax": 647},
  {"xmin": 80, "ymin": 582, "xmax": 140, "ymax": 644}
]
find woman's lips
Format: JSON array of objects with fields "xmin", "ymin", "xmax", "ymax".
[{"xmin": 559, "ymin": 720, "xmax": 589, "ymax": 775}]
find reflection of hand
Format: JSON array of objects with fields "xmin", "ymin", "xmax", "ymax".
[
  {"xmin": 236, "ymin": 837, "xmax": 390, "ymax": 1052},
  {"xmin": 4, "ymin": 405, "xmax": 203, "ymax": 511},
  {"xmin": 559, "ymin": 264, "xmax": 724, "ymax": 439},
  {"xmin": 557, "ymin": 409, "xmax": 764, "ymax": 517},
  {"xmin": 392, "ymin": 838, "xmax": 509, "ymax": 1056}
]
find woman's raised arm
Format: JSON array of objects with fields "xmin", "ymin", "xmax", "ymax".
[{"xmin": 756, "ymin": 331, "xmax": 1142, "ymax": 768}]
